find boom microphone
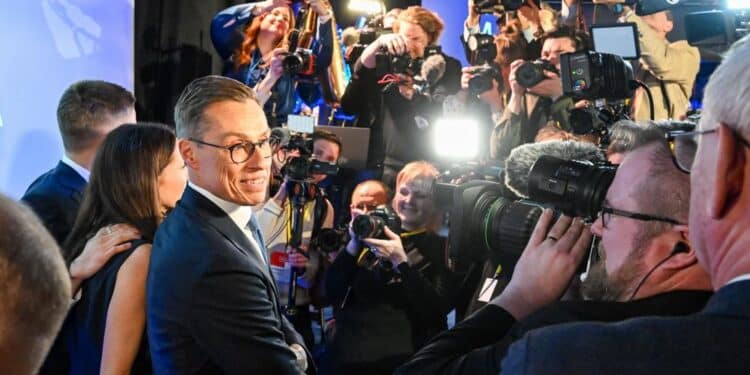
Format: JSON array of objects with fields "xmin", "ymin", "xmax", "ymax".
[
  {"xmin": 504, "ymin": 141, "xmax": 605, "ymax": 198},
  {"xmin": 421, "ymin": 54, "xmax": 446, "ymax": 86}
]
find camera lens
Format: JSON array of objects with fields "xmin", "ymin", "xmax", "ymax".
[
  {"xmin": 283, "ymin": 53, "xmax": 303, "ymax": 75},
  {"xmin": 352, "ymin": 215, "xmax": 382, "ymax": 239},
  {"xmin": 516, "ymin": 61, "xmax": 546, "ymax": 88}
]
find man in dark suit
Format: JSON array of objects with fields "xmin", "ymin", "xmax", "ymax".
[
  {"xmin": 499, "ymin": 34, "xmax": 750, "ymax": 374},
  {"xmin": 397, "ymin": 122, "xmax": 712, "ymax": 375},
  {"xmin": 147, "ymin": 75, "xmax": 310, "ymax": 374},
  {"xmin": 20, "ymin": 79, "xmax": 137, "ymax": 375},
  {"xmin": 21, "ymin": 79, "xmax": 136, "ymax": 245}
]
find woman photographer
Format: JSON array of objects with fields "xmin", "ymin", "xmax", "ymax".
[
  {"xmin": 62, "ymin": 123, "xmax": 187, "ymax": 374},
  {"xmin": 210, "ymin": 0, "xmax": 334, "ymax": 127},
  {"xmin": 323, "ymin": 161, "xmax": 454, "ymax": 374}
]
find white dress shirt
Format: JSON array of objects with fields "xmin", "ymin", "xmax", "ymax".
[{"xmin": 61, "ymin": 154, "xmax": 90, "ymax": 182}]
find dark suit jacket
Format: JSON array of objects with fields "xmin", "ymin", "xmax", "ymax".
[
  {"xmin": 21, "ymin": 161, "xmax": 86, "ymax": 245},
  {"xmin": 21, "ymin": 161, "xmax": 85, "ymax": 375},
  {"xmin": 146, "ymin": 186, "xmax": 307, "ymax": 374},
  {"xmin": 502, "ymin": 281, "xmax": 750, "ymax": 374},
  {"xmin": 397, "ymin": 290, "xmax": 712, "ymax": 375}
]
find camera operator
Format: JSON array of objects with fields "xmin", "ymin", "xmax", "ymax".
[
  {"xmin": 210, "ymin": 0, "xmax": 334, "ymax": 127},
  {"xmin": 341, "ymin": 6, "xmax": 462, "ymax": 187},
  {"xmin": 490, "ymin": 26, "xmax": 587, "ymax": 161},
  {"xmin": 396, "ymin": 123, "xmax": 712, "ymax": 375},
  {"xmin": 596, "ymin": 0, "xmax": 699, "ymax": 121},
  {"xmin": 256, "ymin": 129, "xmax": 340, "ymax": 348},
  {"xmin": 322, "ymin": 161, "xmax": 455, "ymax": 374}
]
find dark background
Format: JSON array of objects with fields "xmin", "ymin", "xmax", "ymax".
[{"xmin": 134, "ymin": 0, "xmax": 719, "ymax": 124}]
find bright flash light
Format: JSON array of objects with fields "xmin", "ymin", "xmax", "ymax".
[
  {"xmin": 727, "ymin": 0, "xmax": 750, "ymax": 9},
  {"xmin": 348, "ymin": 0, "xmax": 385, "ymax": 15},
  {"xmin": 433, "ymin": 118, "xmax": 480, "ymax": 160}
]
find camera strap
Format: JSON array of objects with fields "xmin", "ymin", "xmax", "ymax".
[{"xmin": 658, "ymin": 78, "xmax": 673, "ymax": 119}]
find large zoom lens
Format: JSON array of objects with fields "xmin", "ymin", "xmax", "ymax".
[{"xmin": 527, "ymin": 155, "xmax": 617, "ymax": 219}]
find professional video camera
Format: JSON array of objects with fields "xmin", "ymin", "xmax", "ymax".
[
  {"xmin": 466, "ymin": 33, "xmax": 503, "ymax": 96},
  {"xmin": 474, "ymin": 0, "xmax": 524, "ymax": 14},
  {"xmin": 515, "ymin": 59, "xmax": 558, "ymax": 88},
  {"xmin": 351, "ymin": 206, "xmax": 402, "ymax": 269},
  {"xmin": 435, "ymin": 150, "xmax": 614, "ymax": 269},
  {"xmin": 560, "ymin": 51, "xmax": 634, "ymax": 101},
  {"xmin": 278, "ymin": 127, "xmax": 339, "ymax": 182}
]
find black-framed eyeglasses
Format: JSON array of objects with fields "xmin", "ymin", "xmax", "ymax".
[
  {"xmin": 189, "ymin": 138, "xmax": 269, "ymax": 164},
  {"xmin": 599, "ymin": 205, "xmax": 683, "ymax": 229},
  {"xmin": 665, "ymin": 128, "xmax": 750, "ymax": 174}
]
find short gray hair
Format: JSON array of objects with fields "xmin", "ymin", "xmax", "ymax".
[
  {"xmin": 0, "ymin": 194, "xmax": 70, "ymax": 373},
  {"xmin": 700, "ymin": 34, "xmax": 750, "ymax": 139},
  {"xmin": 174, "ymin": 75, "xmax": 260, "ymax": 139}
]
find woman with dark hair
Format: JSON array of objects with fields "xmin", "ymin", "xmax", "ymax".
[
  {"xmin": 210, "ymin": 0, "xmax": 334, "ymax": 127},
  {"xmin": 62, "ymin": 123, "xmax": 187, "ymax": 374}
]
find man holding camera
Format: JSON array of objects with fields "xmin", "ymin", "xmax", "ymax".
[
  {"xmin": 322, "ymin": 161, "xmax": 454, "ymax": 374},
  {"xmin": 257, "ymin": 129, "xmax": 340, "ymax": 348},
  {"xmin": 397, "ymin": 124, "xmax": 713, "ymax": 375},
  {"xmin": 599, "ymin": 0, "xmax": 699, "ymax": 121},
  {"xmin": 487, "ymin": 26, "xmax": 583, "ymax": 161},
  {"xmin": 341, "ymin": 6, "xmax": 461, "ymax": 187},
  {"xmin": 497, "ymin": 34, "xmax": 750, "ymax": 374}
]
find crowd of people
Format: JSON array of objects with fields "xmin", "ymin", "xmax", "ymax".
[{"xmin": 3, "ymin": 0, "xmax": 750, "ymax": 374}]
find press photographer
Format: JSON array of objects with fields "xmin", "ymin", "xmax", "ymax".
[
  {"xmin": 340, "ymin": 6, "xmax": 462, "ymax": 187},
  {"xmin": 211, "ymin": 0, "xmax": 334, "ymax": 127},
  {"xmin": 322, "ymin": 161, "xmax": 455, "ymax": 374},
  {"xmin": 491, "ymin": 26, "xmax": 588, "ymax": 161},
  {"xmin": 257, "ymin": 128, "xmax": 340, "ymax": 348},
  {"xmin": 595, "ymin": 0, "xmax": 700, "ymax": 120},
  {"xmin": 396, "ymin": 122, "xmax": 712, "ymax": 375}
]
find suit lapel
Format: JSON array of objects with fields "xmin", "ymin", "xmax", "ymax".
[{"xmin": 180, "ymin": 187, "xmax": 283, "ymax": 306}]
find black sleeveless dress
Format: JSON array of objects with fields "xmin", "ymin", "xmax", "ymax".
[{"xmin": 63, "ymin": 238, "xmax": 152, "ymax": 374}]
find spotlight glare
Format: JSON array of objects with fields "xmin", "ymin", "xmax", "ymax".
[
  {"xmin": 348, "ymin": 0, "xmax": 384, "ymax": 15},
  {"xmin": 433, "ymin": 118, "xmax": 480, "ymax": 160}
]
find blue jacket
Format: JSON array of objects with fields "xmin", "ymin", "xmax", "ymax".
[{"xmin": 210, "ymin": 3, "xmax": 333, "ymax": 127}]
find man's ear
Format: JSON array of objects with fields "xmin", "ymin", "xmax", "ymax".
[
  {"xmin": 709, "ymin": 123, "xmax": 746, "ymax": 219},
  {"xmin": 662, "ymin": 224, "xmax": 696, "ymax": 270},
  {"xmin": 179, "ymin": 139, "xmax": 199, "ymax": 171}
]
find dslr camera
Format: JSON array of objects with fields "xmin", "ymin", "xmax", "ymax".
[
  {"xmin": 515, "ymin": 59, "xmax": 558, "ymax": 88},
  {"xmin": 474, "ymin": 0, "xmax": 524, "ymax": 14},
  {"xmin": 352, "ymin": 206, "xmax": 402, "ymax": 270},
  {"xmin": 466, "ymin": 33, "xmax": 503, "ymax": 96},
  {"xmin": 375, "ymin": 45, "xmax": 442, "ymax": 78},
  {"xmin": 283, "ymin": 48, "xmax": 315, "ymax": 76}
]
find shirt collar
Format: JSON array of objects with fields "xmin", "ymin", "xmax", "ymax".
[
  {"xmin": 726, "ymin": 274, "xmax": 750, "ymax": 286},
  {"xmin": 188, "ymin": 182, "xmax": 254, "ymax": 230},
  {"xmin": 61, "ymin": 155, "xmax": 90, "ymax": 182}
]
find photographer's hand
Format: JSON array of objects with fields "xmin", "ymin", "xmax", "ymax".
[
  {"xmin": 507, "ymin": 59, "xmax": 528, "ymax": 115},
  {"xmin": 287, "ymin": 244, "xmax": 310, "ymax": 269},
  {"xmin": 467, "ymin": 0, "xmax": 480, "ymax": 28},
  {"xmin": 308, "ymin": 0, "xmax": 332, "ymax": 23},
  {"xmin": 526, "ymin": 70, "xmax": 563, "ymax": 101},
  {"xmin": 253, "ymin": 0, "xmax": 292, "ymax": 15},
  {"xmin": 492, "ymin": 210, "xmax": 591, "ymax": 320},
  {"xmin": 360, "ymin": 33, "xmax": 408, "ymax": 69},
  {"xmin": 345, "ymin": 208, "xmax": 365, "ymax": 256},
  {"xmin": 255, "ymin": 48, "xmax": 287, "ymax": 104},
  {"xmin": 362, "ymin": 226, "xmax": 408, "ymax": 268}
]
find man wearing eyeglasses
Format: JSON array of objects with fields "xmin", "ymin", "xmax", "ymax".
[
  {"xmin": 397, "ymin": 122, "xmax": 713, "ymax": 375},
  {"xmin": 497, "ymin": 35, "xmax": 750, "ymax": 374},
  {"xmin": 146, "ymin": 75, "xmax": 311, "ymax": 374}
]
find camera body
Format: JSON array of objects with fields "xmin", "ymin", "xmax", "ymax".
[
  {"xmin": 283, "ymin": 48, "xmax": 315, "ymax": 76},
  {"xmin": 281, "ymin": 132, "xmax": 339, "ymax": 182},
  {"xmin": 560, "ymin": 51, "xmax": 634, "ymax": 100},
  {"xmin": 516, "ymin": 59, "xmax": 558, "ymax": 88},
  {"xmin": 468, "ymin": 65, "xmax": 501, "ymax": 96},
  {"xmin": 474, "ymin": 0, "xmax": 524, "ymax": 14},
  {"xmin": 352, "ymin": 206, "xmax": 402, "ymax": 240},
  {"xmin": 468, "ymin": 33, "xmax": 497, "ymax": 65},
  {"xmin": 375, "ymin": 45, "xmax": 441, "ymax": 78},
  {"xmin": 310, "ymin": 227, "xmax": 350, "ymax": 254}
]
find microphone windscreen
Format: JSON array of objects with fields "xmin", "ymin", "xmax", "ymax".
[
  {"xmin": 422, "ymin": 54, "xmax": 447, "ymax": 85},
  {"xmin": 504, "ymin": 141, "xmax": 605, "ymax": 198}
]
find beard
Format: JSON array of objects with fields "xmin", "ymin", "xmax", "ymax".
[{"xmin": 580, "ymin": 242, "xmax": 647, "ymax": 301}]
